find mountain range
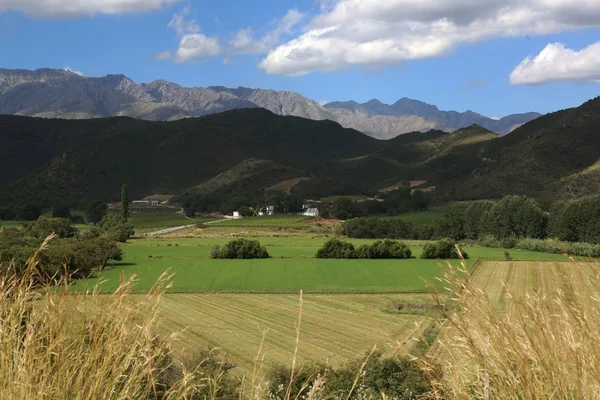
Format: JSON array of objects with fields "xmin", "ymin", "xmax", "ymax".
[
  {"xmin": 0, "ymin": 68, "xmax": 541, "ymax": 139},
  {"xmin": 1, "ymin": 95, "xmax": 598, "ymax": 207}
]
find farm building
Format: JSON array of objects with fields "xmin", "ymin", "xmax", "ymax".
[
  {"xmin": 233, "ymin": 211, "xmax": 240, "ymax": 218},
  {"xmin": 132, "ymin": 200, "xmax": 161, "ymax": 206},
  {"xmin": 258, "ymin": 206, "xmax": 275, "ymax": 216},
  {"xmin": 302, "ymin": 207, "xmax": 320, "ymax": 217}
]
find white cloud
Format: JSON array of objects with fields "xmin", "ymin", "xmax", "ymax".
[
  {"xmin": 510, "ymin": 42, "xmax": 600, "ymax": 85},
  {"xmin": 167, "ymin": 8, "xmax": 221, "ymax": 63},
  {"xmin": 175, "ymin": 34, "xmax": 221, "ymax": 62},
  {"xmin": 259, "ymin": 0, "xmax": 600, "ymax": 76},
  {"xmin": 491, "ymin": 116, "xmax": 500, "ymax": 120},
  {"xmin": 154, "ymin": 51, "xmax": 172, "ymax": 60},
  {"xmin": 223, "ymin": 58, "xmax": 234, "ymax": 65},
  {"xmin": 63, "ymin": 66, "xmax": 83, "ymax": 76},
  {"xmin": 0, "ymin": 0, "xmax": 180, "ymax": 17},
  {"xmin": 230, "ymin": 9, "xmax": 305, "ymax": 54}
]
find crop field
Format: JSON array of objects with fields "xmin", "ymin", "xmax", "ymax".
[
  {"xmin": 471, "ymin": 260, "xmax": 600, "ymax": 308},
  {"xmin": 126, "ymin": 212, "xmax": 217, "ymax": 234},
  {"xmin": 72, "ymin": 236, "xmax": 572, "ymax": 293},
  {"xmin": 151, "ymin": 293, "xmax": 434, "ymax": 374},
  {"xmin": 209, "ymin": 215, "xmax": 314, "ymax": 228}
]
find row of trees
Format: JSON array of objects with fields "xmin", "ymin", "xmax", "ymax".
[
  {"xmin": 434, "ymin": 195, "xmax": 600, "ymax": 244},
  {"xmin": 326, "ymin": 189, "xmax": 430, "ymax": 220}
]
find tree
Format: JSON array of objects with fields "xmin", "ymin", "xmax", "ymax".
[
  {"xmin": 18, "ymin": 204, "xmax": 42, "ymax": 221},
  {"xmin": 52, "ymin": 205, "xmax": 72, "ymax": 219},
  {"xmin": 330, "ymin": 197, "xmax": 359, "ymax": 220},
  {"xmin": 98, "ymin": 214, "xmax": 135, "ymax": 243},
  {"xmin": 121, "ymin": 184, "xmax": 129, "ymax": 219},
  {"xmin": 22, "ymin": 217, "xmax": 78, "ymax": 239},
  {"xmin": 434, "ymin": 207, "xmax": 466, "ymax": 240},
  {"xmin": 282, "ymin": 194, "xmax": 303, "ymax": 214},
  {"xmin": 85, "ymin": 200, "xmax": 108, "ymax": 225},
  {"xmin": 70, "ymin": 237, "xmax": 123, "ymax": 273},
  {"xmin": 463, "ymin": 201, "xmax": 494, "ymax": 240},
  {"xmin": 485, "ymin": 195, "xmax": 547, "ymax": 239}
]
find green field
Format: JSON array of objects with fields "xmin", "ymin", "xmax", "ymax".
[{"xmin": 73, "ymin": 236, "xmax": 572, "ymax": 293}]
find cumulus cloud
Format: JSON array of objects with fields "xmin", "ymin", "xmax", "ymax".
[
  {"xmin": 259, "ymin": 0, "xmax": 600, "ymax": 76},
  {"xmin": 0, "ymin": 0, "xmax": 180, "ymax": 17},
  {"xmin": 510, "ymin": 42, "xmax": 600, "ymax": 85},
  {"xmin": 63, "ymin": 66, "xmax": 83, "ymax": 76},
  {"xmin": 167, "ymin": 8, "xmax": 221, "ymax": 63},
  {"xmin": 230, "ymin": 9, "xmax": 305, "ymax": 54}
]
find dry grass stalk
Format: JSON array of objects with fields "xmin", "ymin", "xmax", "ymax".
[{"xmin": 421, "ymin": 248, "xmax": 600, "ymax": 399}]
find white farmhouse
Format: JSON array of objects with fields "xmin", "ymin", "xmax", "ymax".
[
  {"xmin": 258, "ymin": 206, "xmax": 275, "ymax": 216},
  {"xmin": 302, "ymin": 207, "xmax": 320, "ymax": 217}
]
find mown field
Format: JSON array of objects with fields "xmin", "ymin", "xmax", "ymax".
[
  {"xmin": 155, "ymin": 293, "xmax": 433, "ymax": 373},
  {"xmin": 471, "ymin": 260, "xmax": 600, "ymax": 308}
]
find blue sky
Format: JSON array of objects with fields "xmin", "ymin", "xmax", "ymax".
[{"xmin": 1, "ymin": 0, "xmax": 599, "ymax": 118}]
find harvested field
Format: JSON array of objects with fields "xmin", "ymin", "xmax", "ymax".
[{"xmin": 156, "ymin": 293, "xmax": 434, "ymax": 374}]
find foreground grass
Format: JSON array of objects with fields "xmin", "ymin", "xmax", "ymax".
[
  {"xmin": 425, "ymin": 258, "xmax": 600, "ymax": 399},
  {"xmin": 158, "ymin": 293, "xmax": 433, "ymax": 374}
]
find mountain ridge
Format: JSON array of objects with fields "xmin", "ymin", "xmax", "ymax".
[{"xmin": 0, "ymin": 68, "xmax": 541, "ymax": 139}]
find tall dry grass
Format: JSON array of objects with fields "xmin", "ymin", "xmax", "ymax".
[
  {"xmin": 0, "ymin": 236, "xmax": 207, "ymax": 400},
  {"xmin": 422, "ymin": 253, "xmax": 600, "ymax": 399}
]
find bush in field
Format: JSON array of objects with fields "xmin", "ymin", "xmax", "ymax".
[
  {"xmin": 316, "ymin": 239, "xmax": 357, "ymax": 259},
  {"xmin": 210, "ymin": 239, "xmax": 270, "ymax": 259},
  {"xmin": 421, "ymin": 238, "xmax": 468, "ymax": 259},
  {"xmin": 22, "ymin": 217, "xmax": 78, "ymax": 239},
  {"xmin": 98, "ymin": 214, "xmax": 135, "ymax": 243},
  {"xmin": 357, "ymin": 239, "xmax": 412, "ymax": 259},
  {"xmin": 478, "ymin": 234, "xmax": 502, "ymax": 248}
]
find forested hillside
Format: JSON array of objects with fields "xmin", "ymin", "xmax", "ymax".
[{"xmin": 1, "ymin": 97, "xmax": 598, "ymax": 207}]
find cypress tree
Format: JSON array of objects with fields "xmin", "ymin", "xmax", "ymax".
[{"xmin": 121, "ymin": 184, "xmax": 129, "ymax": 219}]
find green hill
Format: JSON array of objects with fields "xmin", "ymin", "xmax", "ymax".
[{"xmin": 1, "ymin": 97, "xmax": 599, "ymax": 207}]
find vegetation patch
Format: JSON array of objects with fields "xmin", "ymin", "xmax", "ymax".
[
  {"xmin": 316, "ymin": 238, "xmax": 412, "ymax": 259},
  {"xmin": 209, "ymin": 239, "xmax": 270, "ymax": 259},
  {"xmin": 421, "ymin": 238, "xmax": 469, "ymax": 259}
]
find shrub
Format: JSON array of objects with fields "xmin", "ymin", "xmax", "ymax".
[
  {"xmin": 98, "ymin": 214, "xmax": 135, "ymax": 243},
  {"xmin": 421, "ymin": 238, "xmax": 469, "ymax": 259},
  {"xmin": 22, "ymin": 217, "xmax": 78, "ymax": 239},
  {"xmin": 478, "ymin": 234, "xmax": 501, "ymax": 248},
  {"xmin": 316, "ymin": 239, "xmax": 357, "ymax": 259},
  {"xmin": 358, "ymin": 239, "xmax": 412, "ymax": 259},
  {"xmin": 210, "ymin": 239, "xmax": 270, "ymax": 259},
  {"xmin": 267, "ymin": 351, "xmax": 433, "ymax": 400},
  {"xmin": 514, "ymin": 238, "xmax": 600, "ymax": 257}
]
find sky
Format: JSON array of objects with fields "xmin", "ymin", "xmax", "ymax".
[{"xmin": 1, "ymin": 0, "xmax": 599, "ymax": 118}]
